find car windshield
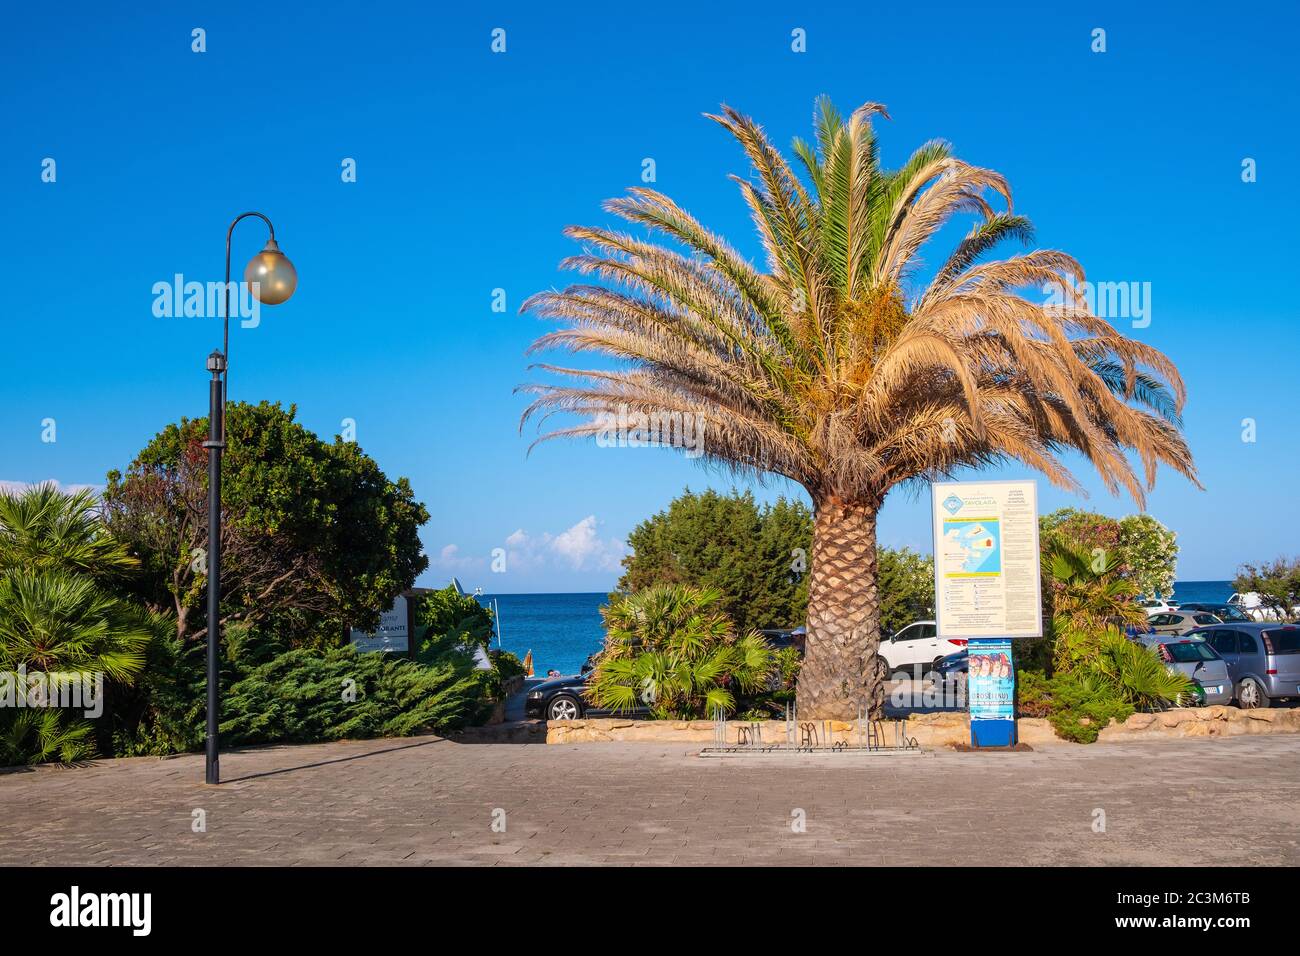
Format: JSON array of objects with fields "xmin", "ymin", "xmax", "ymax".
[
  {"xmin": 1263, "ymin": 629, "xmax": 1300, "ymax": 654},
  {"xmin": 1162, "ymin": 641, "xmax": 1218, "ymax": 663}
]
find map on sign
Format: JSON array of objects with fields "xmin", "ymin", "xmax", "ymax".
[{"xmin": 941, "ymin": 518, "xmax": 1002, "ymax": 575}]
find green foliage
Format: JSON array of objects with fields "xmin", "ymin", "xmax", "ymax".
[
  {"xmin": 489, "ymin": 649, "xmax": 526, "ymax": 681},
  {"xmin": 617, "ymin": 489, "xmax": 810, "ymax": 633},
  {"xmin": 1045, "ymin": 675, "xmax": 1135, "ymax": 744},
  {"xmin": 415, "ymin": 586, "xmax": 494, "ymax": 659},
  {"xmin": 1019, "ymin": 632, "xmax": 1191, "ymax": 744},
  {"xmin": 1117, "ymin": 514, "xmax": 1178, "ymax": 599},
  {"xmin": 0, "ymin": 486, "xmax": 138, "ymax": 580},
  {"xmin": 587, "ymin": 585, "xmax": 774, "ymax": 719},
  {"xmin": 618, "ymin": 487, "xmax": 933, "ymax": 637},
  {"xmin": 1044, "ymin": 538, "xmax": 1144, "ymax": 672},
  {"xmin": 0, "ymin": 709, "xmax": 96, "ymax": 766},
  {"xmin": 102, "ymin": 401, "xmax": 430, "ymax": 645},
  {"xmin": 1233, "ymin": 557, "xmax": 1300, "ymax": 621},
  {"xmin": 220, "ymin": 645, "xmax": 486, "ymax": 745},
  {"xmin": 0, "ymin": 487, "xmax": 155, "ymax": 766},
  {"xmin": 877, "ymin": 546, "xmax": 934, "ymax": 636}
]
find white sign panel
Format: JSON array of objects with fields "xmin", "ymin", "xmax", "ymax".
[
  {"xmin": 350, "ymin": 594, "xmax": 410, "ymax": 654},
  {"xmin": 931, "ymin": 480, "xmax": 1042, "ymax": 639}
]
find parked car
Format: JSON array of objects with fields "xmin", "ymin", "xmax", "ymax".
[
  {"xmin": 933, "ymin": 650, "xmax": 969, "ymax": 697},
  {"xmin": 1138, "ymin": 597, "xmax": 1180, "ymax": 616},
  {"xmin": 1176, "ymin": 601, "xmax": 1252, "ymax": 623},
  {"xmin": 1134, "ymin": 633, "xmax": 1233, "ymax": 706},
  {"xmin": 1147, "ymin": 610, "xmax": 1222, "ymax": 636},
  {"xmin": 881, "ymin": 621, "xmax": 968, "ymax": 678},
  {"xmin": 759, "ymin": 628, "xmax": 804, "ymax": 653},
  {"xmin": 1186, "ymin": 622, "xmax": 1300, "ymax": 708},
  {"xmin": 523, "ymin": 654, "xmax": 651, "ymax": 720}
]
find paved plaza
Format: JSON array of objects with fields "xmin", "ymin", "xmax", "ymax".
[{"xmin": 2, "ymin": 733, "xmax": 1297, "ymax": 866}]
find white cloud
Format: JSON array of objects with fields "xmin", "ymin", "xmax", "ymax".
[{"xmin": 432, "ymin": 515, "xmax": 626, "ymax": 577}]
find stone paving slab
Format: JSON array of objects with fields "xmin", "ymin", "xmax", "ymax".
[{"xmin": 2, "ymin": 734, "xmax": 1297, "ymax": 866}]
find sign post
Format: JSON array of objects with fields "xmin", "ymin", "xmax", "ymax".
[{"xmin": 931, "ymin": 480, "xmax": 1042, "ymax": 748}]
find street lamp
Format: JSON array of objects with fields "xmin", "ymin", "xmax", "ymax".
[{"xmin": 204, "ymin": 212, "xmax": 297, "ymax": 785}]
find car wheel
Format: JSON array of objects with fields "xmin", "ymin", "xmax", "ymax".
[
  {"xmin": 547, "ymin": 694, "xmax": 583, "ymax": 720},
  {"xmin": 922, "ymin": 658, "xmax": 945, "ymax": 684},
  {"xmin": 1236, "ymin": 677, "xmax": 1271, "ymax": 710}
]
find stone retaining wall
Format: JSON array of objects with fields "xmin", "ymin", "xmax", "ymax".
[{"xmin": 540, "ymin": 706, "xmax": 1300, "ymax": 747}]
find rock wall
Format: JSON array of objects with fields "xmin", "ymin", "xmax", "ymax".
[{"xmin": 540, "ymin": 706, "xmax": 1300, "ymax": 747}]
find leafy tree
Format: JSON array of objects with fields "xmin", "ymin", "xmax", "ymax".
[
  {"xmin": 876, "ymin": 546, "xmax": 934, "ymax": 637},
  {"xmin": 587, "ymin": 585, "xmax": 773, "ymax": 718},
  {"xmin": 1117, "ymin": 514, "xmax": 1178, "ymax": 599},
  {"xmin": 1233, "ymin": 557, "xmax": 1300, "ymax": 621},
  {"xmin": 522, "ymin": 97, "xmax": 1195, "ymax": 718},
  {"xmin": 617, "ymin": 489, "xmax": 810, "ymax": 633},
  {"xmin": 102, "ymin": 401, "xmax": 430, "ymax": 646}
]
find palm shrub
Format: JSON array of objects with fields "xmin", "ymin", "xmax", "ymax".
[
  {"xmin": 0, "ymin": 709, "xmax": 97, "ymax": 766},
  {"xmin": 587, "ymin": 585, "xmax": 774, "ymax": 719},
  {"xmin": 522, "ymin": 97, "xmax": 1196, "ymax": 719},
  {"xmin": 1089, "ymin": 629, "xmax": 1195, "ymax": 711},
  {"xmin": 1045, "ymin": 538, "xmax": 1146, "ymax": 672},
  {"xmin": 0, "ymin": 487, "xmax": 155, "ymax": 765}
]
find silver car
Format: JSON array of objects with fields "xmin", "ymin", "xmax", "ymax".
[
  {"xmin": 1135, "ymin": 634, "xmax": 1233, "ymax": 705},
  {"xmin": 1146, "ymin": 610, "xmax": 1222, "ymax": 636},
  {"xmin": 1188, "ymin": 623, "xmax": 1300, "ymax": 708}
]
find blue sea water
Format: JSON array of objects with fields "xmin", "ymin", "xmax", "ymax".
[
  {"xmin": 477, "ymin": 592, "xmax": 608, "ymax": 677},
  {"xmin": 479, "ymin": 581, "xmax": 1235, "ymax": 677},
  {"xmin": 1169, "ymin": 580, "xmax": 1235, "ymax": 604}
]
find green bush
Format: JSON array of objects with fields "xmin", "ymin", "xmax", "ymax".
[
  {"xmin": 588, "ymin": 585, "xmax": 774, "ymax": 719},
  {"xmin": 1017, "ymin": 632, "xmax": 1190, "ymax": 743},
  {"xmin": 220, "ymin": 645, "xmax": 486, "ymax": 745}
]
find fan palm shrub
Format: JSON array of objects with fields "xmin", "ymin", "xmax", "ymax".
[
  {"xmin": 0, "ymin": 487, "xmax": 153, "ymax": 765},
  {"xmin": 522, "ymin": 97, "xmax": 1196, "ymax": 718},
  {"xmin": 587, "ymin": 585, "xmax": 773, "ymax": 718},
  {"xmin": 1045, "ymin": 538, "xmax": 1147, "ymax": 671},
  {"xmin": 0, "ymin": 485, "xmax": 137, "ymax": 579}
]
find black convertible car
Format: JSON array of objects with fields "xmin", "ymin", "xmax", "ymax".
[{"xmin": 523, "ymin": 656, "xmax": 652, "ymax": 721}]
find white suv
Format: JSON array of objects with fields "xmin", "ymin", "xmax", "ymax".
[{"xmin": 880, "ymin": 621, "xmax": 967, "ymax": 677}]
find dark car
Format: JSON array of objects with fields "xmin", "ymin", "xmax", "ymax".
[
  {"xmin": 523, "ymin": 655, "xmax": 652, "ymax": 721},
  {"xmin": 933, "ymin": 650, "xmax": 968, "ymax": 694},
  {"xmin": 1177, "ymin": 602, "xmax": 1253, "ymax": 623},
  {"xmin": 1186, "ymin": 622, "xmax": 1300, "ymax": 708}
]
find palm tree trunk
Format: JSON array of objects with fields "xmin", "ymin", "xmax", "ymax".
[{"xmin": 796, "ymin": 496, "xmax": 884, "ymax": 721}]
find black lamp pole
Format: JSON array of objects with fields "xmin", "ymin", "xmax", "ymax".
[
  {"xmin": 203, "ymin": 212, "xmax": 297, "ymax": 785},
  {"xmin": 203, "ymin": 350, "xmax": 225, "ymax": 785}
]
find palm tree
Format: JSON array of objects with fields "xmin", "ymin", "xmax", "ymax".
[
  {"xmin": 587, "ymin": 585, "xmax": 773, "ymax": 718},
  {"xmin": 521, "ymin": 98, "xmax": 1197, "ymax": 719}
]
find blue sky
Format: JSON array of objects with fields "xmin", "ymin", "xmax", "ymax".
[{"xmin": 2, "ymin": 0, "xmax": 1297, "ymax": 592}]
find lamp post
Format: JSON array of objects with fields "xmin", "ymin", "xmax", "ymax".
[{"xmin": 204, "ymin": 212, "xmax": 297, "ymax": 785}]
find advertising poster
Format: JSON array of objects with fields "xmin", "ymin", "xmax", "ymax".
[
  {"xmin": 932, "ymin": 479, "xmax": 1042, "ymax": 640},
  {"xmin": 967, "ymin": 638, "xmax": 1015, "ymax": 721}
]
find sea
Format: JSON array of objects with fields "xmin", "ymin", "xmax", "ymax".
[{"xmin": 480, "ymin": 580, "xmax": 1236, "ymax": 677}]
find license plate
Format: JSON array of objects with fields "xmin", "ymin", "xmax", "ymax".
[{"xmin": 1204, "ymin": 686, "xmax": 1221, "ymax": 695}]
